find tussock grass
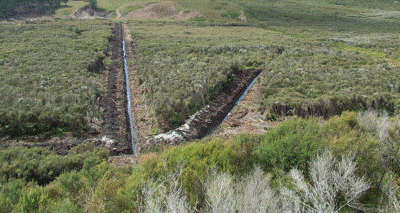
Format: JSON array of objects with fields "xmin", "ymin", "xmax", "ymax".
[
  {"xmin": 128, "ymin": 21, "xmax": 298, "ymax": 129},
  {"xmin": 0, "ymin": 19, "xmax": 112, "ymax": 136}
]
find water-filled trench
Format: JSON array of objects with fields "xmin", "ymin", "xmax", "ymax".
[
  {"xmin": 122, "ymin": 38, "xmax": 136, "ymax": 154},
  {"xmin": 118, "ymin": 25, "xmax": 261, "ymax": 152},
  {"xmin": 219, "ymin": 75, "xmax": 259, "ymax": 126},
  {"xmin": 143, "ymin": 69, "xmax": 262, "ymax": 150}
]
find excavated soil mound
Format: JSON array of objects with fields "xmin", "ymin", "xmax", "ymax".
[
  {"xmin": 73, "ymin": 5, "xmax": 112, "ymax": 19},
  {"xmin": 122, "ymin": 1, "xmax": 201, "ymax": 20}
]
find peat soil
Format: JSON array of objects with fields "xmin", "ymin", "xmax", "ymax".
[{"xmin": 102, "ymin": 22, "xmax": 133, "ymax": 155}]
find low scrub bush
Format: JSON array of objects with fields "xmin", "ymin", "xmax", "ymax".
[
  {"xmin": 0, "ymin": 144, "xmax": 109, "ymax": 185},
  {"xmin": 256, "ymin": 118, "xmax": 325, "ymax": 172},
  {"xmin": 256, "ymin": 112, "xmax": 383, "ymax": 181},
  {"xmin": 134, "ymin": 151, "xmax": 372, "ymax": 212}
]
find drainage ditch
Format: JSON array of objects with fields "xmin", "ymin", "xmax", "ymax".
[
  {"xmin": 123, "ymin": 38, "xmax": 136, "ymax": 154},
  {"xmin": 141, "ymin": 69, "xmax": 262, "ymax": 151}
]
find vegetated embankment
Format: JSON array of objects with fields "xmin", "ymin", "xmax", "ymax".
[
  {"xmin": 141, "ymin": 68, "xmax": 262, "ymax": 151},
  {"xmin": 102, "ymin": 22, "xmax": 133, "ymax": 154}
]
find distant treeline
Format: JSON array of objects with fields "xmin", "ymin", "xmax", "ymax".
[{"xmin": 0, "ymin": 0, "xmax": 68, "ymax": 18}]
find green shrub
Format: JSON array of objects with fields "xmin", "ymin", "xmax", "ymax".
[
  {"xmin": 0, "ymin": 145, "xmax": 109, "ymax": 185},
  {"xmin": 0, "ymin": 180, "xmax": 25, "ymax": 213},
  {"xmin": 46, "ymin": 199, "xmax": 83, "ymax": 213},
  {"xmin": 125, "ymin": 134, "xmax": 262, "ymax": 208},
  {"xmin": 18, "ymin": 184, "xmax": 46, "ymax": 213},
  {"xmin": 256, "ymin": 118, "xmax": 325, "ymax": 172},
  {"xmin": 57, "ymin": 171, "xmax": 84, "ymax": 198},
  {"xmin": 86, "ymin": 167, "xmax": 132, "ymax": 212},
  {"xmin": 323, "ymin": 112, "xmax": 383, "ymax": 179}
]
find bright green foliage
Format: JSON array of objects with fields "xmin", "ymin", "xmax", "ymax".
[
  {"xmin": 0, "ymin": 20, "xmax": 112, "ymax": 136},
  {"xmin": 86, "ymin": 167, "xmax": 132, "ymax": 212},
  {"xmin": 124, "ymin": 134, "xmax": 262, "ymax": 208},
  {"xmin": 323, "ymin": 112, "xmax": 383, "ymax": 179},
  {"xmin": 0, "ymin": 114, "xmax": 394, "ymax": 212},
  {"xmin": 0, "ymin": 144, "xmax": 110, "ymax": 185},
  {"xmin": 0, "ymin": 180, "xmax": 25, "ymax": 212},
  {"xmin": 0, "ymin": 143, "xmax": 110, "ymax": 212},
  {"xmin": 256, "ymin": 118, "xmax": 325, "ymax": 172},
  {"xmin": 256, "ymin": 112, "xmax": 382, "ymax": 179},
  {"xmin": 18, "ymin": 184, "xmax": 45, "ymax": 213}
]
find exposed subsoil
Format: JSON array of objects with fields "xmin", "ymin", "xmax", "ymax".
[
  {"xmin": 72, "ymin": 5, "xmax": 112, "ymax": 19},
  {"xmin": 211, "ymin": 76, "xmax": 275, "ymax": 137}
]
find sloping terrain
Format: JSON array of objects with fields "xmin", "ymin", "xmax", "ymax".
[{"xmin": 120, "ymin": 1, "xmax": 201, "ymax": 21}]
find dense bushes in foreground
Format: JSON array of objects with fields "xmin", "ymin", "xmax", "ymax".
[
  {"xmin": 2, "ymin": 111, "xmax": 400, "ymax": 212},
  {"xmin": 0, "ymin": 19, "xmax": 112, "ymax": 136}
]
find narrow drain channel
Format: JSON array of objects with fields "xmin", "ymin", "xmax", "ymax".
[
  {"xmin": 122, "ymin": 38, "xmax": 135, "ymax": 154},
  {"xmin": 218, "ymin": 76, "xmax": 259, "ymax": 126},
  {"xmin": 144, "ymin": 69, "xmax": 262, "ymax": 150}
]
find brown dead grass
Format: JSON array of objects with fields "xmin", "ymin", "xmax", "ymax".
[{"xmin": 122, "ymin": 1, "xmax": 201, "ymax": 21}]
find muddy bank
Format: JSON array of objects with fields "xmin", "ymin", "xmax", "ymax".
[
  {"xmin": 141, "ymin": 68, "xmax": 262, "ymax": 151},
  {"xmin": 269, "ymin": 95, "xmax": 396, "ymax": 119},
  {"xmin": 101, "ymin": 22, "xmax": 133, "ymax": 154}
]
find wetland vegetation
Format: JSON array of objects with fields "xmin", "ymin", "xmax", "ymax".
[{"xmin": 1, "ymin": 0, "xmax": 400, "ymax": 212}]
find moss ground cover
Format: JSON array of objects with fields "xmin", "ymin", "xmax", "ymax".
[{"xmin": 0, "ymin": 19, "xmax": 112, "ymax": 136}]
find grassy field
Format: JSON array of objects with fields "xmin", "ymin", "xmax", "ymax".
[{"xmin": 0, "ymin": 19, "xmax": 112, "ymax": 136}]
